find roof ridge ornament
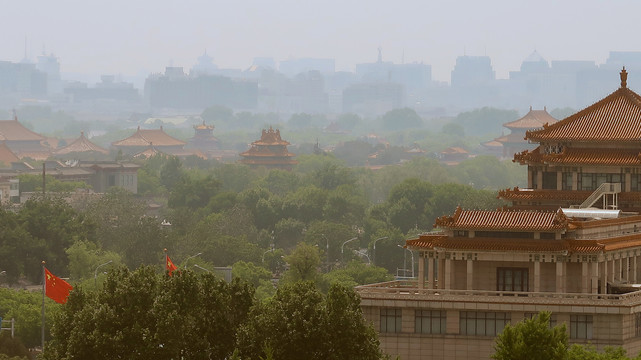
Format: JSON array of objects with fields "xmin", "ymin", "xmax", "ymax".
[{"xmin": 621, "ymin": 66, "xmax": 628, "ymax": 88}]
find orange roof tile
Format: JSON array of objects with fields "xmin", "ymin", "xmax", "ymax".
[
  {"xmin": 440, "ymin": 146, "xmax": 468, "ymax": 155},
  {"xmin": 55, "ymin": 132, "xmax": 109, "ymax": 155},
  {"xmin": 251, "ymin": 127, "xmax": 291, "ymax": 146},
  {"xmin": 527, "ymin": 69, "xmax": 641, "ymax": 143},
  {"xmin": 504, "ymin": 108, "xmax": 557, "ymax": 130},
  {"xmin": 515, "ymin": 146, "xmax": 641, "ymax": 166},
  {"xmin": 434, "ymin": 206, "xmax": 569, "ymax": 231},
  {"xmin": 112, "ymin": 126, "xmax": 186, "ymax": 147},
  {"xmin": 0, "ymin": 142, "xmax": 19, "ymax": 164},
  {"xmin": 0, "ymin": 118, "xmax": 45, "ymax": 141}
]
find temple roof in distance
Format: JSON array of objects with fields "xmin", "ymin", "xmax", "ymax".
[
  {"xmin": 0, "ymin": 117, "xmax": 45, "ymax": 142},
  {"xmin": 250, "ymin": 127, "xmax": 291, "ymax": 146},
  {"xmin": 112, "ymin": 126, "xmax": 186, "ymax": 147},
  {"xmin": 504, "ymin": 107, "xmax": 557, "ymax": 130},
  {"xmin": 55, "ymin": 132, "xmax": 109, "ymax": 155},
  {"xmin": 527, "ymin": 68, "xmax": 641, "ymax": 143},
  {"xmin": 0, "ymin": 142, "xmax": 20, "ymax": 164}
]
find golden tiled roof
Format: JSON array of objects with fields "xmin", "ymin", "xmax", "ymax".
[
  {"xmin": 527, "ymin": 69, "xmax": 641, "ymax": 142},
  {"xmin": 251, "ymin": 127, "xmax": 291, "ymax": 146},
  {"xmin": 514, "ymin": 146, "xmax": 641, "ymax": 166},
  {"xmin": 434, "ymin": 206, "xmax": 569, "ymax": 231},
  {"xmin": 0, "ymin": 142, "xmax": 19, "ymax": 164},
  {"xmin": 504, "ymin": 108, "xmax": 557, "ymax": 130},
  {"xmin": 406, "ymin": 234, "xmax": 604, "ymax": 253},
  {"xmin": 0, "ymin": 118, "xmax": 45, "ymax": 142},
  {"xmin": 112, "ymin": 126, "xmax": 186, "ymax": 147},
  {"xmin": 55, "ymin": 132, "xmax": 109, "ymax": 155}
]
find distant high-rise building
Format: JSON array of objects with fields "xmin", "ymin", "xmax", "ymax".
[{"xmin": 278, "ymin": 58, "xmax": 335, "ymax": 77}]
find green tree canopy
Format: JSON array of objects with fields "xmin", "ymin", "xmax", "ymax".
[{"xmin": 492, "ymin": 312, "xmax": 567, "ymax": 360}]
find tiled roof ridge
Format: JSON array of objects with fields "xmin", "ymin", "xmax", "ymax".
[
  {"xmin": 433, "ymin": 206, "xmax": 565, "ymax": 230},
  {"xmin": 526, "ymin": 84, "xmax": 641, "ymax": 142}
]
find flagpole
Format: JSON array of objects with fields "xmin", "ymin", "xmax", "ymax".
[{"xmin": 41, "ymin": 261, "xmax": 45, "ymax": 353}]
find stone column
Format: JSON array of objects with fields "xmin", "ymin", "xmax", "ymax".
[
  {"xmin": 634, "ymin": 255, "xmax": 638, "ymax": 284},
  {"xmin": 581, "ymin": 262, "xmax": 589, "ymax": 293},
  {"xmin": 591, "ymin": 262, "xmax": 599, "ymax": 294},
  {"xmin": 418, "ymin": 253, "xmax": 425, "ymax": 289},
  {"xmin": 427, "ymin": 257, "xmax": 434, "ymax": 289},
  {"xmin": 625, "ymin": 257, "xmax": 630, "ymax": 284},
  {"xmin": 556, "ymin": 260, "xmax": 565, "ymax": 293},
  {"xmin": 626, "ymin": 173, "xmax": 632, "ymax": 192},
  {"xmin": 537, "ymin": 171, "xmax": 543, "ymax": 190},
  {"xmin": 466, "ymin": 260, "xmax": 474, "ymax": 290},
  {"xmin": 557, "ymin": 170, "xmax": 563, "ymax": 190},
  {"xmin": 609, "ymin": 258, "xmax": 615, "ymax": 283},
  {"xmin": 444, "ymin": 259, "xmax": 452, "ymax": 290},
  {"xmin": 601, "ymin": 260, "xmax": 609, "ymax": 294},
  {"xmin": 533, "ymin": 261, "xmax": 541, "ymax": 292}
]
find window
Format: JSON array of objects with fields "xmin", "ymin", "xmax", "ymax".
[
  {"xmin": 460, "ymin": 312, "xmax": 510, "ymax": 336},
  {"xmin": 632, "ymin": 174, "xmax": 641, "ymax": 192},
  {"xmin": 415, "ymin": 310, "xmax": 446, "ymax": 334},
  {"xmin": 562, "ymin": 172, "xmax": 573, "ymax": 190},
  {"xmin": 542, "ymin": 172, "xmax": 557, "ymax": 190},
  {"xmin": 635, "ymin": 313, "xmax": 641, "ymax": 337},
  {"xmin": 570, "ymin": 315, "xmax": 593, "ymax": 339},
  {"xmin": 380, "ymin": 308, "xmax": 402, "ymax": 333},
  {"xmin": 497, "ymin": 268, "xmax": 529, "ymax": 292}
]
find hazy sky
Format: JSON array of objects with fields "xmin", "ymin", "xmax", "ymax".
[{"xmin": 3, "ymin": 0, "xmax": 641, "ymax": 83}]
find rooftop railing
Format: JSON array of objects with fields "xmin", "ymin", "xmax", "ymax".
[{"xmin": 356, "ymin": 280, "xmax": 641, "ymax": 306}]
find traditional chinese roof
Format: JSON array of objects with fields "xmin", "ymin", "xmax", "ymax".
[
  {"xmin": 514, "ymin": 146, "xmax": 641, "ymax": 166},
  {"xmin": 0, "ymin": 142, "xmax": 19, "ymax": 164},
  {"xmin": 406, "ymin": 234, "xmax": 604, "ymax": 253},
  {"xmin": 55, "ymin": 132, "xmax": 109, "ymax": 155},
  {"xmin": 111, "ymin": 126, "xmax": 186, "ymax": 147},
  {"xmin": 440, "ymin": 146, "xmax": 468, "ymax": 155},
  {"xmin": 434, "ymin": 206, "xmax": 569, "ymax": 231},
  {"xmin": 194, "ymin": 121, "xmax": 214, "ymax": 131},
  {"xmin": 251, "ymin": 127, "xmax": 291, "ymax": 146},
  {"xmin": 0, "ymin": 117, "xmax": 46, "ymax": 142},
  {"xmin": 526, "ymin": 68, "xmax": 641, "ymax": 143},
  {"xmin": 504, "ymin": 107, "xmax": 557, "ymax": 130}
]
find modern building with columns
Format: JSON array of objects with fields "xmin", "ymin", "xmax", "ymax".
[{"xmin": 357, "ymin": 68, "xmax": 641, "ymax": 360}]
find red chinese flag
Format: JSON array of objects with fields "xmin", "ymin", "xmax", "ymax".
[
  {"xmin": 166, "ymin": 254, "xmax": 178, "ymax": 276},
  {"xmin": 45, "ymin": 268, "xmax": 73, "ymax": 304}
]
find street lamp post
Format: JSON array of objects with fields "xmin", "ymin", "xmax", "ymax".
[
  {"xmin": 94, "ymin": 260, "xmax": 113, "ymax": 287},
  {"xmin": 353, "ymin": 249, "xmax": 371, "ymax": 265},
  {"xmin": 262, "ymin": 244, "xmax": 275, "ymax": 263},
  {"xmin": 372, "ymin": 236, "xmax": 388, "ymax": 266},
  {"xmin": 341, "ymin": 237, "xmax": 358, "ymax": 263},
  {"xmin": 184, "ymin": 252, "xmax": 202, "ymax": 269},
  {"xmin": 193, "ymin": 264, "xmax": 211, "ymax": 273},
  {"xmin": 397, "ymin": 245, "xmax": 415, "ymax": 277}
]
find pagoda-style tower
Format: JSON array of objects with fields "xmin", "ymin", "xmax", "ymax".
[
  {"xmin": 505, "ymin": 67, "xmax": 641, "ymax": 212},
  {"xmin": 492, "ymin": 106, "xmax": 558, "ymax": 158},
  {"xmin": 239, "ymin": 127, "xmax": 297, "ymax": 169},
  {"xmin": 185, "ymin": 121, "xmax": 219, "ymax": 154}
]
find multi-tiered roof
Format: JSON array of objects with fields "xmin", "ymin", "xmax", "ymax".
[
  {"xmin": 111, "ymin": 126, "xmax": 186, "ymax": 155},
  {"xmin": 408, "ymin": 68, "xmax": 641, "ymax": 254},
  {"xmin": 239, "ymin": 127, "xmax": 297, "ymax": 169}
]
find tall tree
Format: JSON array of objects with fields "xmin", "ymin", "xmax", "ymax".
[{"xmin": 492, "ymin": 312, "xmax": 567, "ymax": 360}]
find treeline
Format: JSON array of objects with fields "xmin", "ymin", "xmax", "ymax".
[{"xmin": 0, "ymin": 153, "xmax": 520, "ymax": 350}]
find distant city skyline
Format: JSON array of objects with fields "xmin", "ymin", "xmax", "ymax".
[{"xmin": 4, "ymin": 0, "xmax": 641, "ymax": 83}]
